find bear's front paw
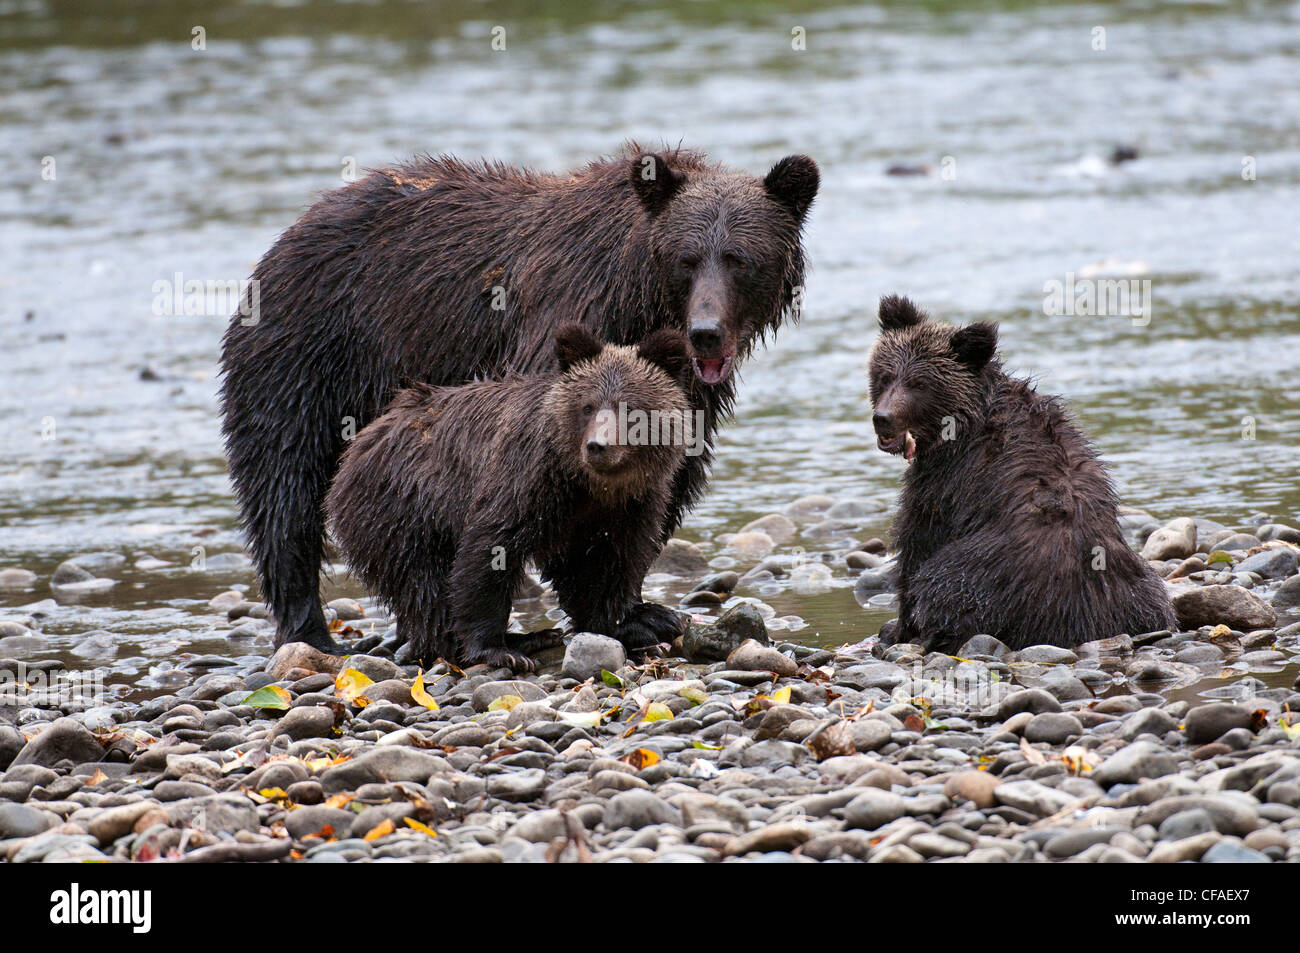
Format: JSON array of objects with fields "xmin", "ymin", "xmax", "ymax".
[
  {"xmin": 614, "ymin": 603, "xmax": 686, "ymax": 658},
  {"xmin": 467, "ymin": 646, "xmax": 539, "ymax": 673},
  {"xmin": 512, "ymin": 627, "xmax": 565, "ymax": 655}
]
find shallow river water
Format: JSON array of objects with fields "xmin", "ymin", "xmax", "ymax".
[{"xmin": 2, "ymin": 0, "xmax": 1298, "ymax": 701}]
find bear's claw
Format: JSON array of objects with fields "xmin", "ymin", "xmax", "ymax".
[{"xmin": 615, "ymin": 603, "xmax": 685, "ymax": 657}]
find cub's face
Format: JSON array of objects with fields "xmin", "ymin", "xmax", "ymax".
[
  {"xmin": 867, "ymin": 295, "xmax": 999, "ymax": 463},
  {"xmin": 630, "ymin": 152, "xmax": 819, "ymax": 386},
  {"xmin": 549, "ymin": 325, "xmax": 692, "ymax": 498}
]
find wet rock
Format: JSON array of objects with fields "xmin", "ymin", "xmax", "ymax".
[
  {"xmin": 1183, "ymin": 704, "xmax": 1255, "ymax": 745},
  {"xmin": 943, "ymin": 771, "xmax": 1002, "ymax": 808},
  {"xmin": 274, "ymin": 706, "xmax": 337, "ymax": 741},
  {"xmin": 681, "ymin": 602, "xmax": 768, "ymax": 662},
  {"xmin": 1172, "ymin": 585, "xmax": 1276, "ymax": 630},
  {"xmin": 727, "ymin": 531, "xmax": 775, "ymax": 559},
  {"xmin": 265, "ymin": 642, "xmax": 344, "ymax": 680},
  {"xmin": 286, "ymin": 805, "xmax": 358, "ymax": 840},
  {"xmin": 1201, "ymin": 840, "xmax": 1270, "ymax": 863},
  {"xmin": 1091, "ymin": 741, "xmax": 1178, "ymax": 787},
  {"xmin": 1235, "ymin": 548, "xmax": 1298, "ymax": 579},
  {"xmin": 739, "ymin": 513, "xmax": 797, "ymax": 545},
  {"xmin": 1257, "ymin": 523, "xmax": 1300, "ymax": 544},
  {"xmin": 726, "ymin": 639, "xmax": 796, "ymax": 676},
  {"xmin": 844, "ymin": 789, "xmax": 906, "ymax": 831},
  {"xmin": 852, "ymin": 564, "xmax": 895, "ymax": 597},
  {"xmin": 957, "ymin": 634, "xmax": 1011, "ymax": 658},
  {"xmin": 724, "ymin": 822, "xmax": 813, "ymax": 856},
  {"xmin": 319, "ymin": 747, "xmax": 448, "ymax": 794},
  {"xmin": 691, "ymin": 572, "xmax": 740, "ymax": 595},
  {"xmin": 1271, "ymin": 575, "xmax": 1300, "ymax": 608},
  {"xmin": 651, "ymin": 539, "xmax": 709, "ymax": 575},
  {"xmin": 471, "ymin": 680, "xmax": 548, "ymax": 712},
  {"xmin": 487, "ymin": 769, "xmax": 547, "ymax": 802},
  {"xmin": 0, "ymin": 803, "xmax": 56, "ymax": 839},
  {"xmin": 87, "ymin": 800, "xmax": 161, "ymax": 845},
  {"xmin": 1023, "ymin": 712, "xmax": 1083, "ymax": 745},
  {"xmin": 10, "ymin": 717, "xmax": 105, "ymax": 768},
  {"xmin": 326, "ymin": 598, "xmax": 366, "ymax": 621},
  {"xmin": 983, "ymin": 688, "xmax": 1062, "ymax": 720},
  {"xmin": 993, "ymin": 780, "xmax": 1077, "ymax": 817},
  {"xmin": 561, "ymin": 633, "xmax": 626, "ymax": 681},
  {"xmin": 1156, "ymin": 808, "xmax": 1215, "ymax": 841},
  {"xmin": 603, "ymin": 790, "xmax": 682, "ymax": 830},
  {"xmin": 0, "ymin": 569, "xmax": 38, "ymax": 589},
  {"xmin": 1140, "ymin": 518, "xmax": 1196, "ymax": 560},
  {"xmin": 784, "ymin": 495, "xmax": 835, "ymax": 520}
]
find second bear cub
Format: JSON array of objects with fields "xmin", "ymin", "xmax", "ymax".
[{"xmin": 327, "ymin": 325, "xmax": 695, "ymax": 671}]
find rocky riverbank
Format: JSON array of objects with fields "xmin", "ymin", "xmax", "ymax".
[{"xmin": 1, "ymin": 503, "xmax": 1299, "ymax": 863}]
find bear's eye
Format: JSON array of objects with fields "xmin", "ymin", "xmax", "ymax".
[
  {"xmin": 678, "ymin": 254, "xmax": 699, "ymax": 273},
  {"xmin": 581, "ymin": 404, "xmax": 594, "ymax": 416},
  {"xmin": 723, "ymin": 252, "xmax": 749, "ymax": 272}
]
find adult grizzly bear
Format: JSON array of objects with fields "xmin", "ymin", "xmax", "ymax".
[
  {"xmin": 220, "ymin": 144, "xmax": 818, "ymax": 652},
  {"xmin": 326, "ymin": 325, "xmax": 693, "ymax": 670},
  {"xmin": 868, "ymin": 295, "xmax": 1174, "ymax": 652}
]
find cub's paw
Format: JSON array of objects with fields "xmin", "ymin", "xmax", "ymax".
[
  {"xmin": 615, "ymin": 603, "xmax": 686, "ymax": 658},
  {"xmin": 468, "ymin": 646, "xmax": 539, "ymax": 674},
  {"xmin": 512, "ymin": 627, "xmax": 565, "ymax": 655}
]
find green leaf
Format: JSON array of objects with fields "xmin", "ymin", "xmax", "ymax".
[
  {"xmin": 242, "ymin": 685, "xmax": 291, "ymax": 710},
  {"xmin": 600, "ymin": 670, "xmax": 624, "ymax": 688}
]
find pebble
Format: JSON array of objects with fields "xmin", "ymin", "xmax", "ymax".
[{"xmin": 561, "ymin": 633, "xmax": 626, "ymax": 681}]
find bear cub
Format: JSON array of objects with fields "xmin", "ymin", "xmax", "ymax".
[
  {"xmin": 327, "ymin": 324, "xmax": 695, "ymax": 671},
  {"xmin": 868, "ymin": 295, "xmax": 1175, "ymax": 652}
]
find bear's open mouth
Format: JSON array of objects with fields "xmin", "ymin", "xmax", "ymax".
[
  {"xmin": 877, "ymin": 430, "xmax": 917, "ymax": 463},
  {"xmin": 692, "ymin": 355, "xmax": 733, "ymax": 385}
]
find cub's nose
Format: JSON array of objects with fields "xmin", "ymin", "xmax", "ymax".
[
  {"xmin": 872, "ymin": 411, "xmax": 893, "ymax": 435},
  {"xmin": 586, "ymin": 439, "xmax": 607, "ymax": 459}
]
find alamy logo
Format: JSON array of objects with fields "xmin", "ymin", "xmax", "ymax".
[
  {"xmin": 592, "ymin": 404, "xmax": 707, "ymax": 457},
  {"xmin": 152, "ymin": 272, "xmax": 260, "ymax": 325},
  {"xmin": 1042, "ymin": 273, "xmax": 1151, "ymax": 327},
  {"xmin": 49, "ymin": 884, "xmax": 151, "ymax": 933}
]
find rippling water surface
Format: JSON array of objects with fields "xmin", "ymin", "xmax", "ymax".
[{"xmin": 2, "ymin": 0, "xmax": 1298, "ymax": 697}]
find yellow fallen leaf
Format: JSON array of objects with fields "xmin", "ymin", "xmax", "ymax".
[
  {"xmin": 558, "ymin": 709, "xmax": 604, "ymax": 727},
  {"xmin": 363, "ymin": 818, "xmax": 395, "ymax": 841},
  {"xmin": 621, "ymin": 748, "xmax": 660, "ymax": 769},
  {"xmin": 404, "ymin": 818, "xmax": 438, "ymax": 838},
  {"xmin": 86, "ymin": 769, "xmax": 109, "ymax": 787},
  {"xmin": 335, "ymin": 668, "xmax": 374, "ymax": 707},
  {"xmin": 411, "ymin": 670, "xmax": 440, "ymax": 711},
  {"xmin": 770, "ymin": 686, "xmax": 792, "ymax": 704},
  {"xmin": 488, "ymin": 694, "xmax": 524, "ymax": 712},
  {"xmin": 324, "ymin": 792, "xmax": 356, "ymax": 810},
  {"xmin": 644, "ymin": 702, "xmax": 673, "ymax": 722},
  {"xmin": 678, "ymin": 686, "xmax": 708, "ymax": 706}
]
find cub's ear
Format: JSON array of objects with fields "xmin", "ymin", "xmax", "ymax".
[
  {"xmin": 554, "ymin": 323, "xmax": 604, "ymax": 371},
  {"xmin": 951, "ymin": 322, "xmax": 998, "ymax": 370},
  {"xmin": 630, "ymin": 153, "xmax": 685, "ymax": 217},
  {"xmin": 636, "ymin": 329, "xmax": 690, "ymax": 381},
  {"xmin": 878, "ymin": 294, "xmax": 926, "ymax": 331},
  {"xmin": 764, "ymin": 154, "xmax": 819, "ymax": 222}
]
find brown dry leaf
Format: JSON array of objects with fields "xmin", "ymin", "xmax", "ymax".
[
  {"xmin": 324, "ymin": 792, "xmax": 355, "ymax": 810},
  {"xmin": 807, "ymin": 721, "xmax": 855, "ymax": 762},
  {"xmin": 362, "ymin": 818, "xmax": 395, "ymax": 841},
  {"xmin": 1020, "ymin": 736, "xmax": 1047, "ymax": 765},
  {"xmin": 86, "ymin": 769, "xmax": 109, "ymax": 787},
  {"xmin": 903, "ymin": 714, "xmax": 926, "ymax": 733},
  {"xmin": 1251, "ymin": 709, "xmax": 1269, "ymax": 732}
]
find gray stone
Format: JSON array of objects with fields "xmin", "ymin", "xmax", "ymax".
[
  {"xmin": 1141, "ymin": 518, "xmax": 1197, "ymax": 560},
  {"xmin": 603, "ymin": 790, "xmax": 682, "ymax": 830},
  {"xmin": 1157, "ymin": 808, "xmax": 1215, "ymax": 841},
  {"xmin": 844, "ymin": 789, "xmax": 906, "ymax": 831},
  {"xmin": 286, "ymin": 806, "xmax": 358, "ymax": 840},
  {"xmin": 1091, "ymin": 741, "xmax": 1178, "ymax": 788},
  {"xmin": 681, "ymin": 602, "xmax": 769, "ymax": 662},
  {"xmin": 1023, "ymin": 712, "xmax": 1083, "ymax": 745},
  {"xmin": 561, "ymin": 633, "xmax": 626, "ymax": 681},
  {"xmin": 0, "ymin": 803, "xmax": 56, "ymax": 839},
  {"xmin": 10, "ymin": 717, "xmax": 105, "ymax": 768},
  {"xmin": 1118, "ymin": 707, "xmax": 1179, "ymax": 740},
  {"xmin": 1235, "ymin": 548, "xmax": 1298, "ymax": 579},
  {"xmin": 726, "ymin": 639, "xmax": 797, "ymax": 676},
  {"xmin": 470, "ymin": 679, "xmax": 548, "ymax": 712},
  {"xmin": 1183, "ymin": 704, "xmax": 1255, "ymax": 745},
  {"xmin": 274, "ymin": 705, "xmax": 337, "ymax": 740},
  {"xmin": 1201, "ymin": 840, "xmax": 1271, "ymax": 863},
  {"xmin": 993, "ymin": 780, "xmax": 1077, "ymax": 817},
  {"xmin": 1173, "ymin": 585, "xmax": 1277, "ymax": 630},
  {"xmin": 319, "ymin": 747, "xmax": 448, "ymax": 793}
]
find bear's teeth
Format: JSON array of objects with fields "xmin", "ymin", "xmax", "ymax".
[{"xmin": 904, "ymin": 432, "xmax": 916, "ymax": 463}]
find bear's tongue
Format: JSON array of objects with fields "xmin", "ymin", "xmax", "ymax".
[
  {"xmin": 694, "ymin": 357, "xmax": 727, "ymax": 384},
  {"xmin": 904, "ymin": 432, "xmax": 916, "ymax": 463}
]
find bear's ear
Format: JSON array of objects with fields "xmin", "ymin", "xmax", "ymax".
[
  {"xmin": 951, "ymin": 322, "xmax": 998, "ymax": 371},
  {"xmin": 636, "ymin": 329, "xmax": 690, "ymax": 381},
  {"xmin": 630, "ymin": 153, "xmax": 685, "ymax": 217},
  {"xmin": 878, "ymin": 294, "xmax": 926, "ymax": 331},
  {"xmin": 764, "ymin": 155, "xmax": 820, "ymax": 222},
  {"xmin": 554, "ymin": 323, "xmax": 604, "ymax": 371}
]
